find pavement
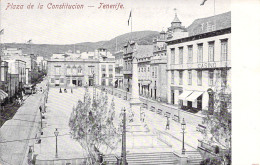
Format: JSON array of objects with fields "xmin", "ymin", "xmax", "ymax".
[
  {"xmin": 33, "ymin": 86, "xmax": 204, "ymax": 163},
  {"xmin": 0, "ymin": 79, "xmax": 48, "ymax": 165}
]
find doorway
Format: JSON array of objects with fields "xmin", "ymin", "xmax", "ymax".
[{"xmin": 72, "ymin": 80, "xmax": 77, "ymax": 86}]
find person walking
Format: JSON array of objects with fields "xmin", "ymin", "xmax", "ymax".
[
  {"xmin": 71, "ymin": 88, "xmax": 73, "ymax": 93},
  {"xmin": 166, "ymin": 117, "xmax": 170, "ymax": 130},
  {"xmin": 59, "ymin": 88, "xmax": 62, "ymax": 93}
]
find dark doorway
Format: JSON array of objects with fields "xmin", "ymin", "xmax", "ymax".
[
  {"xmin": 197, "ymin": 95, "xmax": 202, "ymax": 110},
  {"xmin": 72, "ymin": 80, "xmax": 77, "ymax": 86},
  {"xmin": 171, "ymin": 91, "xmax": 175, "ymax": 104},
  {"xmin": 78, "ymin": 80, "xmax": 82, "ymax": 86},
  {"xmin": 89, "ymin": 79, "xmax": 93, "ymax": 86}
]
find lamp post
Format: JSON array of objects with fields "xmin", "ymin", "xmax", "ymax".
[
  {"xmin": 181, "ymin": 118, "xmax": 186, "ymax": 155},
  {"xmin": 54, "ymin": 128, "xmax": 59, "ymax": 158},
  {"xmin": 121, "ymin": 108, "xmax": 127, "ymax": 165}
]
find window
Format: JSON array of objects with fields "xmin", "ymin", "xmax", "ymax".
[
  {"xmin": 88, "ymin": 66, "xmax": 94, "ymax": 75},
  {"xmin": 72, "ymin": 66, "xmax": 77, "ymax": 75},
  {"xmin": 197, "ymin": 70, "xmax": 202, "ymax": 86},
  {"xmin": 141, "ymin": 68, "xmax": 143, "ymax": 72},
  {"xmin": 155, "ymin": 67, "xmax": 157, "ymax": 78},
  {"xmin": 171, "ymin": 48, "xmax": 175, "ymax": 64},
  {"xmin": 78, "ymin": 66, "xmax": 82, "ymax": 74},
  {"xmin": 148, "ymin": 67, "xmax": 150, "ymax": 72},
  {"xmin": 209, "ymin": 70, "xmax": 214, "ymax": 86},
  {"xmin": 102, "ymin": 79, "xmax": 106, "ymax": 86},
  {"xmin": 208, "ymin": 42, "xmax": 215, "ymax": 62},
  {"xmin": 102, "ymin": 74, "xmax": 106, "ymax": 78},
  {"xmin": 139, "ymin": 68, "xmax": 140, "ymax": 72},
  {"xmin": 152, "ymin": 67, "xmax": 154, "ymax": 77},
  {"xmin": 102, "ymin": 65, "xmax": 106, "ymax": 72},
  {"xmin": 197, "ymin": 44, "xmax": 203, "ymax": 63},
  {"xmin": 188, "ymin": 46, "xmax": 193, "ymax": 64},
  {"xmin": 67, "ymin": 78, "xmax": 70, "ymax": 85},
  {"xmin": 188, "ymin": 70, "xmax": 192, "ymax": 85},
  {"xmin": 109, "ymin": 65, "xmax": 113, "ymax": 72},
  {"xmin": 221, "ymin": 70, "xmax": 227, "ymax": 87},
  {"xmin": 221, "ymin": 39, "xmax": 228, "ymax": 61},
  {"xmin": 60, "ymin": 78, "xmax": 64, "ymax": 83},
  {"xmin": 179, "ymin": 71, "xmax": 183, "ymax": 85},
  {"xmin": 51, "ymin": 78, "xmax": 54, "ymax": 83},
  {"xmin": 144, "ymin": 68, "xmax": 146, "ymax": 72},
  {"xmin": 55, "ymin": 66, "xmax": 60, "ymax": 75},
  {"xmin": 171, "ymin": 71, "xmax": 174, "ymax": 84},
  {"xmin": 179, "ymin": 47, "xmax": 183, "ymax": 64},
  {"xmin": 109, "ymin": 74, "xmax": 113, "ymax": 78}
]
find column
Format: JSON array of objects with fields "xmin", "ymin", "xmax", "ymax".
[{"xmin": 130, "ymin": 57, "xmax": 141, "ymax": 112}]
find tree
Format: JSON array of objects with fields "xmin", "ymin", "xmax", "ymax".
[
  {"xmin": 202, "ymin": 70, "xmax": 231, "ymax": 165},
  {"xmin": 69, "ymin": 88, "xmax": 120, "ymax": 164}
]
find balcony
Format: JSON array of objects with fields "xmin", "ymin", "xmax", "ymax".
[{"xmin": 170, "ymin": 60, "xmax": 231, "ymax": 70}]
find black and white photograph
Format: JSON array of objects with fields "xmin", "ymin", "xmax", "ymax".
[{"xmin": 0, "ymin": 0, "xmax": 259, "ymax": 164}]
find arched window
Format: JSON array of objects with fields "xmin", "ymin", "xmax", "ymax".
[
  {"xmin": 72, "ymin": 66, "xmax": 77, "ymax": 75},
  {"xmin": 66, "ymin": 66, "xmax": 71, "ymax": 75},
  {"xmin": 78, "ymin": 66, "xmax": 82, "ymax": 74}
]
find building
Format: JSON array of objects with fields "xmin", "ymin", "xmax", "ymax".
[
  {"xmin": 122, "ymin": 41, "xmax": 153, "ymax": 92},
  {"xmin": 150, "ymin": 31, "xmax": 168, "ymax": 101},
  {"xmin": 97, "ymin": 48, "xmax": 115, "ymax": 87},
  {"xmin": 5, "ymin": 59, "xmax": 26, "ymax": 89},
  {"xmin": 47, "ymin": 49, "xmax": 115, "ymax": 87},
  {"xmin": 166, "ymin": 11, "xmax": 231, "ymax": 112},
  {"xmin": 0, "ymin": 61, "xmax": 9, "ymax": 94},
  {"xmin": 1, "ymin": 47, "xmax": 38, "ymax": 84},
  {"xmin": 114, "ymin": 50, "xmax": 124, "ymax": 88}
]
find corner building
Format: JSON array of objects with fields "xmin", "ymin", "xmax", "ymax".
[{"xmin": 166, "ymin": 11, "xmax": 231, "ymax": 112}]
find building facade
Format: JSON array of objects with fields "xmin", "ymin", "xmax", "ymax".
[
  {"xmin": 122, "ymin": 41, "xmax": 153, "ymax": 92},
  {"xmin": 114, "ymin": 50, "xmax": 124, "ymax": 88},
  {"xmin": 166, "ymin": 11, "xmax": 231, "ymax": 112},
  {"xmin": 150, "ymin": 31, "xmax": 168, "ymax": 102},
  {"xmin": 47, "ymin": 49, "xmax": 115, "ymax": 87}
]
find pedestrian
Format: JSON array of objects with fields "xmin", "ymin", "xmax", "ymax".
[
  {"xmin": 166, "ymin": 117, "xmax": 170, "ymax": 130},
  {"xmin": 64, "ymin": 88, "xmax": 67, "ymax": 93},
  {"xmin": 59, "ymin": 88, "xmax": 62, "ymax": 93},
  {"xmin": 71, "ymin": 88, "xmax": 73, "ymax": 93},
  {"xmin": 142, "ymin": 112, "xmax": 145, "ymax": 122}
]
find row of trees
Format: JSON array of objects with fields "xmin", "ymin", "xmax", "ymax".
[
  {"xmin": 69, "ymin": 87, "xmax": 121, "ymax": 164},
  {"xmin": 201, "ymin": 73, "xmax": 232, "ymax": 165}
]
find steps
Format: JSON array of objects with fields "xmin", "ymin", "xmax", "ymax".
[
  {"xmin": 186, "ymin": 151, "xmax": 203, "ymax": 165},
  {"xmin": 103, "ymin": 152, "xmax": 179, "ymax": 165}
]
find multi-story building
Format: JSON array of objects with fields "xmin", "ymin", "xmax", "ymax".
[
  {"xmin": 150, "ymin": 31, "xmax": 168, "ymax": 101},
  {"xmin": 114, "ymin": 50, "xmax": 124, "ymax": 89},
  {"xmin": 166, "ymin": 11, "xmax": 231, "ymax": 112},
  {"xmin": 97, "ymin": 48, "xmax": 115, "ymax": 87},
  {"xmin": 5, "ymin": 59, "xmax": 26, "ymax": 89},
  {"xmin": 1, "ymin": 47, "xmax": 38, "ymax": 84},
  {"xmin": 123, "ymin": 41, "xmax": 153, "ymax": 92},
  {"xmin": 0, "ymin": 61, "xmax": 9, "ymax": 94},
  {"xmin": 47, "ymin": 49, "xmax": 115, "ymax": 87}
]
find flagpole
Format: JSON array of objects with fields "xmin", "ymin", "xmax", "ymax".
[{"xmin": 131, "ymin": 9, "xmax": 133, "ymax": 42}]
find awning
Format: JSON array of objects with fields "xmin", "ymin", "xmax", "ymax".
[
  {"xmin": 0, "ymin": 89, "xmax": 8, "ymax": 101},
  {"xmin": 178, "ymin": 91, "xmax": 193, "ymax": 100},
  {"xmin": 186, "ymin": 91, "xmax": 204, "ymax": 102}
]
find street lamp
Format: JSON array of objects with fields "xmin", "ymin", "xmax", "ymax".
[
  {"xmin": 181, "ymin": 118, "xmax": 186, "ymax": 155},
  {"xmin": 54, "ymin": 128, "xmax": 59, "ymax": 158}
]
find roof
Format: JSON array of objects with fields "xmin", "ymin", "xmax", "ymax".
[
  {"xmin": 135, "ymin": 45, "xmax": 153, "ymax": 58},
  {"xmin": 172, "ymin": 14, "xmax": 181, "ymax": 23},
  {"xmin": 187, "ymin": 11, "xmax": 231, "ymax": 36}
]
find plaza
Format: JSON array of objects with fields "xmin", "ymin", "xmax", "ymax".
[{"xmin": 32, "ymin": 86, "xmax": 204, "ymax": 164}]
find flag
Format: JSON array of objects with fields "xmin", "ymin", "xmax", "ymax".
[
  {"xmin": 200, "ymin": 0, "xmax": 207, "ymax": 5},
  {"xmin": 0, "ymin": 29, "xmax": 4, "ymax": 35},
  {"xmin": 27, "ymin": 39, "xmax": 32, "ymax": 44},
  {"xmin": 128, "ymin": 10, "xmax": 132, "ymax": 26}
]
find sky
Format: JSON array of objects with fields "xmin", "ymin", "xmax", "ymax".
[{"xmin": 0, "ymin": 0, "xmax": 230, "ymax": 44}]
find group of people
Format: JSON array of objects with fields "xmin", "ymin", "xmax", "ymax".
[{"xmin": 59, "ymin": 88, "xmax": 73, "ymax": 93}]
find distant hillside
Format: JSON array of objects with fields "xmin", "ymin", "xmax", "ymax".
[{"xmin": 0, "ymin": 31, "xmax": 159, "ymax": 58}]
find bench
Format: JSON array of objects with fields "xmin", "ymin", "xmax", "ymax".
[
  {"xmin": 196, "ymin": 124, "xmax": 206, "ymax": 133},
  {"xmin": 157, "ymin": 109, "xmax": 163, "ymax": 115},
  {"xmin": 164, "ymin": 112, "xmax": 171, "ymax": 118},
  {"xmin": 150, "ymin": 106, "xmax": 155, "ymax": 112},
  {"xmin": 172, "ymin": 115, "xmax": 179, "ymax": 122}
]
